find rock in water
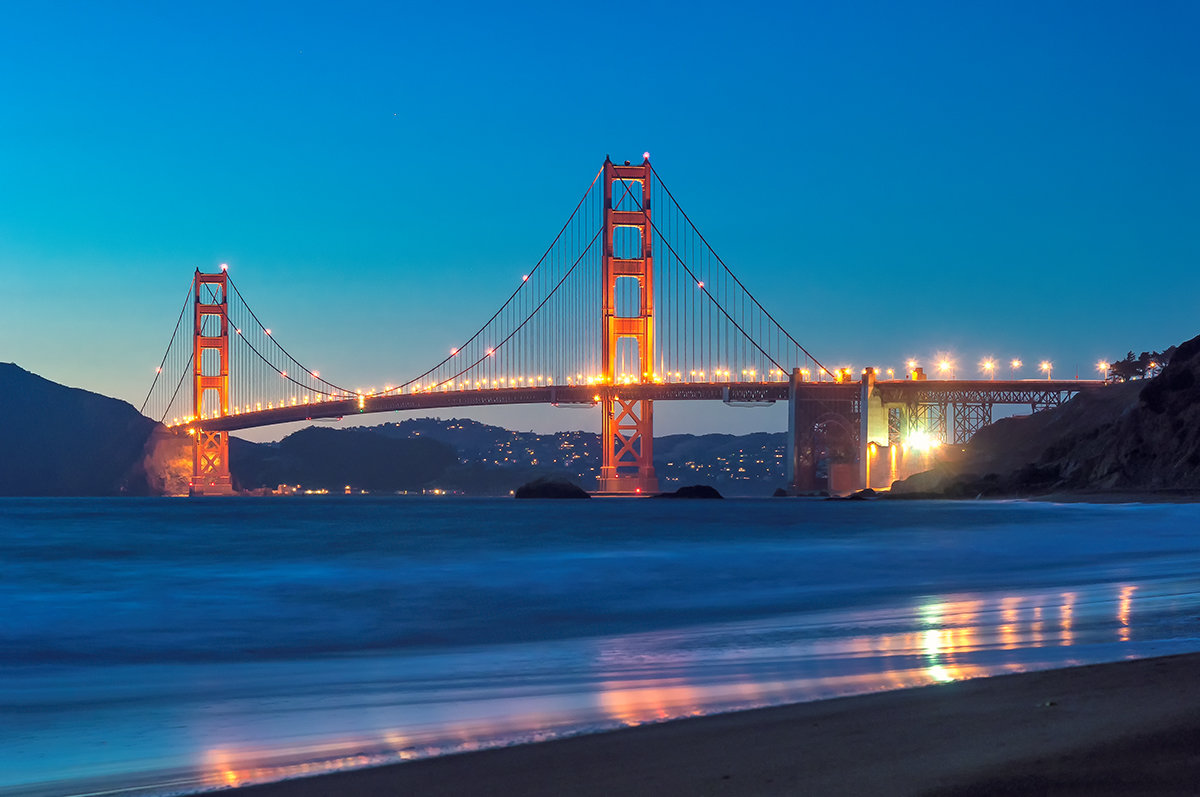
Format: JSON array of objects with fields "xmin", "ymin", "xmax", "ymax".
[
  {"xmin": 514, "ymin": 477, "xmax": 591, "ymax": 499},
  {"xmin": 655, "ymin": 484, "xmax": 724, "ymax": 499}
]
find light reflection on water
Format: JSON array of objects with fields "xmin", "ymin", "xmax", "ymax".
[
  {"xmin": 6, "ymin": 499, "xmax": 1200, "ymax": 797},
  {"xmin": 185, "ymin": 579, "xmax": 1192, "ymax": 794}
]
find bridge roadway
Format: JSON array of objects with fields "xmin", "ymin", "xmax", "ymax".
[{"xmin": 188, "ymin": 379, "xmax": 1103, "ymax": 433}]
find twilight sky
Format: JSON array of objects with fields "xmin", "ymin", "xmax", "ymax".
[{"xmin": 3, "ymin": 1, "xmax": 1197, "ymax": 438}]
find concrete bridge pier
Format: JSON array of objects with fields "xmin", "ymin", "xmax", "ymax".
[{"xmin": 858, "ymin": 369, "xmax": 889, "ymax": 489}]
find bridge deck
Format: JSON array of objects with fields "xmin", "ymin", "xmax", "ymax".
[{"xmin": 182, "ymin": 379, "xmax": 1105, "ymax": 433}]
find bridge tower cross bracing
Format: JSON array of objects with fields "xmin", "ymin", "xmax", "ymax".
[
  {"xmin": 598, "ymin": 156, "xmax": 659, "ymax": 494},
  {"xmin": 190, "ymin": 269, "xmax": 235, "ymax": 496}
]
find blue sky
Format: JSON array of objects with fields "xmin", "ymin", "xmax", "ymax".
[{"xmin": 3, "ymin": 1, "xmax": 1197, "ymax": 437}]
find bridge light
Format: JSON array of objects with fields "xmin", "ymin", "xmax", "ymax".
[
  {"xmin": 697, "ymin": 281, "xmax": 704, "ymax": 288},
  {"xmin": 522, "ymin": 275, "xmax": 528, "ymax": 282},
  {"xmin": 643, "ymin": 151, "xmax": 650, "ymax": 161},
  {"xmin": 281, "ymin": 370, "xmax": 287, "ymax": 378},
  {"xmin": 220, "ymin": 263, "xmax": 228, "ymax": 271},
  {"xmin": 450, "ymin": 348, "xmax": 458, "ymax": 355}
]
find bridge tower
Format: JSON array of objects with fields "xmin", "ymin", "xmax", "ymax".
[
  {"xmin": 190, "ymin": 268, "xmax": 234, "ymax": 495},
  {"xmin": 598, "ymin": 156, "xmax": 659, "ymax": 494}
]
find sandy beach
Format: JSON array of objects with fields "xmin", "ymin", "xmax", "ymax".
[{"xmin": 223, "ymin": 652, "xmax": 1200, "ymax": 797}]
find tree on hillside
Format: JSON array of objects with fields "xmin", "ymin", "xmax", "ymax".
[{"xmin": 1106, "ymin": 346, "xmax": 1176, "ymax": 382}]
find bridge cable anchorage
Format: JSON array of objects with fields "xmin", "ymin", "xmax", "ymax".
[
  {"xmin": 648, "ymin": 163, "xmax": 831, "ymax": 377},
  {"xmin": 431, "ymin": 226, "xmax": 604, "ymax": 389},
  {"xmin": 610, "ymin": 175, "xmax": 805, "ymax": 378},
  {"xmin": 139, "ymin": 283, "xmax": 193, "ymax": 416},
  {"xmin": 384, "ymin": 165, "xmax": 604, "ymax": 395}
]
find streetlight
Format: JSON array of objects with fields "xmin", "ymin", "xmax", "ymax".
[
  {"xmin": 1010, "ymin": 358, "xmax": 1022, "ymax": 378},
  {"xmin": 938, "ymin": 359, "xmax": 953, "ymax": 379},
  {"xmin": 1040, "ymin": 361, "xmax": 1052, "ymax": 380},
  {"xmin": 980, "ymin": 358, "xmax": 996, "ymax": 380},
  {"xmin": 1097, "ymin": 361, "xmax": 1109, "ymax": 382}
]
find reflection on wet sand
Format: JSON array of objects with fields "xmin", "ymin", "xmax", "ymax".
[
  {"xmin": 201, "ymin": 583, "xmax": 1148, "ymax": 791},
  {"xmin": 1119, "ymin": 585, "xmax": 1136, "ymax": 642}
]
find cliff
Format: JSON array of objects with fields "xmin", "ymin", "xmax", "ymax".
[
  {"xmin": 892, "ymin": 334, "xmax": 1200, "ymax": 496},
  {"xmin": 0, "ymin": 363, "xmax": 188, "ymax": 495}
]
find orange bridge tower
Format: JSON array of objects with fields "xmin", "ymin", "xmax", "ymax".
[
  {"xmin": 598, "ymin": 156, "xmax": 659, "ymax": 495},
  {"xmin": 190, "ymin": 268, "xmax": 234, "ymax": 495}
]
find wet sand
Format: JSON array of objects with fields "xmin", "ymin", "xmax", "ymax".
[{"xmin": 225, "ymin": 652, "xmax": 1200, "ymax": 797}]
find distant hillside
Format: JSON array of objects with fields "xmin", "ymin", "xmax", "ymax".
[
  {"xmin": 357, "ymin": 418, "xmax": 788, "ymax": 495},
  {"xmin": 231, "ymin": 427, "xmax": 458, "ymax": 492},
  {"xmin": 0, "ymin": 364, "xmax": 792, "ymax": 496},
  {"xmin": 0, "ymin": 363, "xmax": 187, "ymax": 496},
  {"xmin": 893, "ymin": 333, "xmax": 1200, "ymax": 496}
]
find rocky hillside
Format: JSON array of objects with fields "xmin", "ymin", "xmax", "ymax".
[
  {"xmin": 893, "ymin": 334, "xmax": 1200, "ymax": 496},
  {"xmin": 0, "ymin": 364, "xmax": 189, "ymax": 495}
]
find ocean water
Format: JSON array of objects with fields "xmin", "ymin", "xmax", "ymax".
[{"xmin": 3, "ymin": 497, "xmax": 1200, "ymax": 796}]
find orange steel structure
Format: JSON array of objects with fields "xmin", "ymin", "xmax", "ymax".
[
  {"xmin": 191, "ymin": 269, "xmax": 234, "ymax": 495},
  {"xmin": 598, "ymin": 156, "xmax": 659, "ymax": 494}
]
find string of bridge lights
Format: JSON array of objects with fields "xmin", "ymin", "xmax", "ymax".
[{"xmin": 789, "ymin": 355, "xmax": 1115, "ymax": 383}]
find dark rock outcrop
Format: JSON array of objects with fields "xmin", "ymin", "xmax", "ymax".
[
  {"xmin": 514, "ymin": 477, "xmax": 592, "ymax": 499},
  {"xmin": 654, "ymin": 484, "xmax": 723, "ymax": 499}
]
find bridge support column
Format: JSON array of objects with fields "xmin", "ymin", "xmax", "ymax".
[
  {"xmin": 859, "ymin": 369, "xmax": 889, "ymax": 489},
  {"xmin": 598, "ymin": 155, "xmax": 658, "ymax": 495},
  {"xmin": 190, "ymin": 269, "xmax": 234, "ymax": 496},
  {"xmin": 787, "ymin": 368, "xmax": 816, "ymax": 492}
]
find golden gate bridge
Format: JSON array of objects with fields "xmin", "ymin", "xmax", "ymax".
[{"xmin": 140, "ymin": 156, "xmax": 1103, "ymax": 496}]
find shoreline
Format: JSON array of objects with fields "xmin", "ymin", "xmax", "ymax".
[
  {"xmin": 866, "ymin": 488, "xmax": 1200, "ymax": 503},
  {"xmin": 222, "ymin": 652, "xmax": 1200, "ymax": 797}
]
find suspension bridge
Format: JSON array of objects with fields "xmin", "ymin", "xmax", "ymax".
[{"xmin": 141, "ymin": 155, "xmax": 1103, "ymax": 496}]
